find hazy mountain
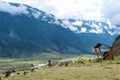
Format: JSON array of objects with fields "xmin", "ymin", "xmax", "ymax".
[
  {"xmin": 0, "ymin": 2, "xmax": 119, "ymax": 58},
  {"xmin": 62, "ymin": 19, "xmax": 119, "ymax": 50},
  {"xmin": 0, "ymin": 2, "xmax": 88, "ymax": 58}
]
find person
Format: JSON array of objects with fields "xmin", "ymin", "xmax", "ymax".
[
  {"xmin": 64, "ymin": 62, "xmax": 68, "ymax": 66},
  {"xmin": 103, "ymin": 51, "xmax": 109, "ymax": 60},
  {"xmin": 48, "ymin": 60, "xmax": 52, "ymax": 67},
  {"xmin": 30, "ymin": 64, "xmax": 34, "ymax": 72},
  {"xmin": 106, "ymin": 52, "xmax": 111, "ymax": 60}
]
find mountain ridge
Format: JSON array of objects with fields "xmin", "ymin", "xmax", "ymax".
[
  {"xmin": 62, "ymin": 19, "xmax": 120, "ymax": 35},
  {"xmin": 0, "ymin": 2, "xmax": 88, "ymax": 58},
  {"xmin": 62, "ymin": 19, "xmax": 119, "ymax": 50},
  {"xmin": 0, "ymin": 2, "xmax": 119, "ymax": 58}
]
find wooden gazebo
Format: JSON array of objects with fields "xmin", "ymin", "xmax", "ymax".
[{"xmin": 94, "ymin": 43, "xmax": 114, "ymax": 60}]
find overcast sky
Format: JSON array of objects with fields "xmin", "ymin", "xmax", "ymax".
[{"xmin": 1, "ymin": 0, "xmax": 120, "ymax": 24}]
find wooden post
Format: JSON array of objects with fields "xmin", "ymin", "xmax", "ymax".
[
  {"xmin": 110, "ymin": 47, "xmax": 114, "ymax": 60},
  {"xmin": 94, "ymin": 48, "xmax": 99, "ymax": 59},
  {"xmin": 99, "ymin": 48, "xmax": 102, "ymax": 57},
  {"xmin": 99, "ymin": 48, "xmax": 103, "ymax": 61}
]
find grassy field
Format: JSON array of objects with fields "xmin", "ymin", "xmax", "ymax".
[{"xmin": 0, "ymin": 55, "xmax": 120, "ymax": 80}]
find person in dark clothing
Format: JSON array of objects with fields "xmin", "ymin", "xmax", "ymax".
[
  {"xmin": 103, "ymin": 51, "xmax": 109, "ymax": 60},
  {"xmin": 48, "ymin": 60, "xmax": 52, "ymax": 67}
]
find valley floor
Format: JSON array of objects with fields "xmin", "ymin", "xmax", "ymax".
[
  {"xmin": 1, "ymin": 60, "xmax": 120, "ymax": 80},
  {"xmin": 0, "ymin": 55, "xmax": 120, "ymax": 80}
]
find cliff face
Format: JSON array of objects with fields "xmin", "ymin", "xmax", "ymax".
[{"xmin": 113, "ymin": 35, "xmax": 120, "ymax": 56}]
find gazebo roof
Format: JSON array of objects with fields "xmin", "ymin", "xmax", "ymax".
[
  {"xmin": 94, "ymin": 43, "xmax": 111, "ymax": 48},
  {"xmin": 94, "ymin": 43, "xmax": 102, "ymax": 48}
]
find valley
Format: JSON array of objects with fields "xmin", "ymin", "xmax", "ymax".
[
  {"xmin": 0, "ymin": 2, "xmax": 119, "ymax": 58},
  {"xmin": 0, "ymin": 1, "xmax": 120, "ymax": 80},
  {"xmin": 0, "ymin": 55, "xmax": 120, "ymax": 80}
]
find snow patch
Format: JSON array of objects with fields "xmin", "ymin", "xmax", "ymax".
[
  {"xmin": 72, "ymin": 20, "xmax": 83, "ymax": 26},
  {"xmin": 31, "ymin": 10, "xmax": 41, "ymax": 19},
  {"xmin": 80, "ymin": 28, "xmax": 87, "ymax": 32},
  {"xmin": 41, "ymin": 15, "xmax": 47, "ymax": 21},
  {"xmin": 62, "ymin": 19, "xmax": 78, "ymax": 31},
  {"xmin": 108, "ymin": 31, "xmax": 114, "ymax": 35},
  {"xmin": 0, "ymin": 2, "xmax": 29, "ymax": 15},
  {"xmin": 68, "ymin": 25, "xmax": 78, "ymax": 31},
  {"xmin": 62, "ymin": 19, "xmax": 120, "ymax": 35},
  {"xmin": 91, "ymin": 22, "xmax": 103, "ymax": 34}
]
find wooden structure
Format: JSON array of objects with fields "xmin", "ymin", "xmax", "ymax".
[{"xmin": 94, "ymin": 43, "xmax": 114, "ymax": 60}]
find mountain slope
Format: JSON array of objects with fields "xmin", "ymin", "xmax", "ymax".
[
  {"xmin": 113, "ymin": 35, "xmax": 120, "ymax": 56},
  {"xmin": 0, "ymin": 2, "xmax": 119, "ymax": 58},
  {"xmin": 62, "ymin": 19, "xmax": 119, "ymax": 50},
  {"xmin": 0, "ymin": 2, "xmax": 88, "ymax": 58}
]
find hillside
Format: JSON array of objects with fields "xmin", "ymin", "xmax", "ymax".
[
  {"xmin": 62, "ymin": 19, "xmax": 119, "ymax": 49},
  {"xmin": 0, "ymin": 2, "xmax": 119, "ymax": 58},
  {"xmin": 113, "ymin": 35, "xmax": 120, "ymax": 55},
  {"xmin": 0, "ymin": 2, "xmax": 88, "ymax": 58}
]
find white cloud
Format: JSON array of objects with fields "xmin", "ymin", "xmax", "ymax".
[
  {"xmin": 111, "ymin": 14, "xmax": 120, "ymax": 24},
  {"xmin": 0, "ymin": 2, "xmax": 43, "ymax": 19},
  {"xmin": 0, "ymin": 2, "xmax": 29, "ymax": 15},
  {"xmin": 1, "ymin": 0, "xmax": 102, "ymax": 19},
  {"xmin": 1, "ymin": 0, "xmax": 120, "ymax": 24},
  {"xmin": 101, "ymin": 0, "xmax": 120, "ymax": 24}
]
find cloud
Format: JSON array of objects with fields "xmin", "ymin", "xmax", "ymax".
[
  {"xmin": 1, "ymin": 0, "xmax": 101, "ymax": 19},
  {"xmin": 101, "ymin": 0, "xmax": 120, "ymax": 24},
  {"xmin": 1, "ymin": 0, "xmax": 120, "ymax": 24},
  {"xmin": 0, "ymin": 2, "xmax": 29, "ymax": 15},
  {"xmin": 111, "ymin": 14, "xmax": 120, "ymax": 24}
]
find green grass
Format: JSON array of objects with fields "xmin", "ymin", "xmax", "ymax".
[
  {"xmin": 0, "ymin": 54, "xmax": 120, "ymax": 80},
  {"xmin": 0, "ymin": 58, "xmax": 15, "ymax": 63},
  {"xmin": 2, "ymin": 64, "xmax": 120, "ymax": 80}
]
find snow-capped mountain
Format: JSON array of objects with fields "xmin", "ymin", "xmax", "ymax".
[
  {"xmin": 0, "ymin": 2, "xmax": 66, "ymax": 26},
  {"xmin": 0, "ymin": 2, "xmax": 119, "ymax": 58},
  {"xmin": 62, "ymin": 19, "xmax": 120, "ymax": 35},
  {"xmin": 62, "ymin": 19, "xmax": 119, "ymax": 50},
  {"xmin": 0, "ymin": 2, "xmax": 89, "ymax": 58}
]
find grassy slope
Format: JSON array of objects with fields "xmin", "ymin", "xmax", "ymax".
[{"xmin": 0, "ymin": 55, "xmax": 120, "ymax": 80}]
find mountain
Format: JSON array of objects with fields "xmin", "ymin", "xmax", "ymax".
[
  {"xmin": 113, "ymin": 34, "xmax": 120, "ymax": 56},
  {"xmin": 62, "ymin": 19, "xmax": 119, "ymax": 50},
  {"xmin": 0, "ymin": 2, "xmax": 119, "ymax": 58},
  {"xmin": 0, "ymin": 2, "xmax": 88, "ymax": 58}
]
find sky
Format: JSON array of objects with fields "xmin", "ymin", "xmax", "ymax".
[{"xmin": 1, "ymin": 0, "xmax": 120, "ymax": 24}]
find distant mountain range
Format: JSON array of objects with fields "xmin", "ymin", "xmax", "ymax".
[
  {"xmin": 62, "ymin": 19, "xmax": 120, "ymax": 50},
  {"xmin": 0, "ymin": 2, "xmax": 119, "ymax": 58},
  {"xmin": 0, "ymin": 2, "xmax": 88, "ymax": 58},
  {"xmin": 62, "ymin": 19, "xmax": 120, "ymax": 34}
]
